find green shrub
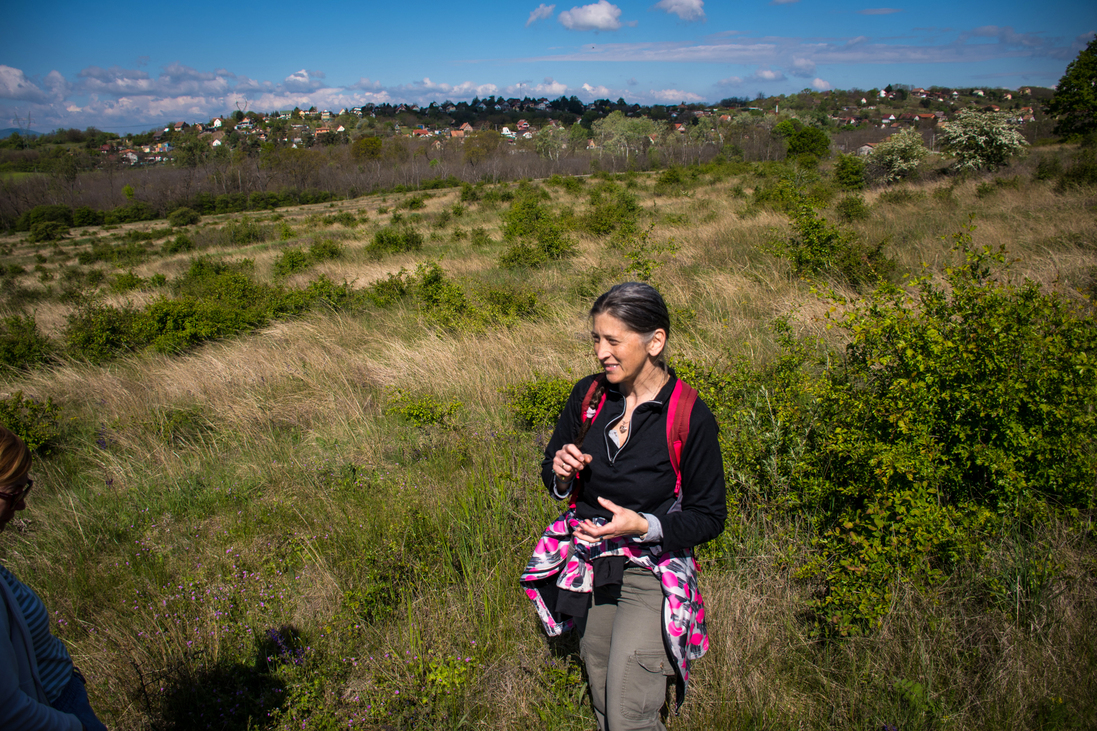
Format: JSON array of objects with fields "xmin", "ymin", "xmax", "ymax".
[
  {"xmin": 164, "ymin": 234, "xmax": 194, "ymax": 254},
  {"xmin": 834, "ymin": 154, "xmax": 866, "ymax": 190},
  {"xmin": 366, "ymin": 269, "xmax": 414, "ymax": 307},
  {"xmin": 480, "ymin": 283, "xmax": 538, "ymax": 326},
  {"xmin": 469, "ymin": 228, "xmax": 492, "ymax": 247},
  {"xmin": 0, "ymin": 391, "xmax": 61, "ymax": 453},
  {"xmin": 273, "ymin": 249, "xmax": 311, "ymax": 277},
  {"xmin": 385, "ymin": 389, "xmax": 462, "ymax": 427},
  {"xmin": 308, "ymin": 239, "xmax": 343, "ymax": 262},
  {"xmin": 0, "ymin": 315, "xmax": 53, "ymax": 370},
  {"xmin": 222, "ymin": 217, "xmax": 267, "ymax": 246},
  {"xmin": 505, "ymin": 375, "xmax": 573, "ymax": 429},
  {"xmin": 581, "ymin": 186, "xmax": 640, "ymax": 236},
  {"xmin": 110, "ymin": 270, "xmax": 145, "ymax": 293},
  {"xmin": 397, "ymin": 194, "xmax": 429, "ymax": 211},
  {"xmin": 836, "ymin": 195, "xmax": 870, "ymax": 222},
  {"xmin": 414, "ymin": 262, "xmax": 475, "ymax": 330},
  {"xmin": 498, "ymin": 243, "xmax": 548, "ymax": 269},
  {"xmin": 169, "ymin": 207, "xmax": 201, "ymax": 227},
  {"xmin": 28, "ymin": 220, "xmax": 69, "ymax": 243},
  {"xmin": 876, "ymin": 188, "xmax": 925, "ymax": 205},
  {"xmin": 792, "ymin": 227, "xmax": 1097, "ymax": 634},
  {"xmin": 72, "ymin": 206, "xmax": 104, "ymax": 227},
  {"xmin": 137, "ymin": 297, "xmax": 247, "ymax": 353},
  {"xmin": 64, "ymin": 302, "xmax": 145, "ymax": 363},
  {"xmin": 367, "ymin": 226, "xmax": 423, "ymax": 257},
  {"xmin": 15, "ymin": 204, "xmax": 73, "ymax": 232},
  {"xmin": 771, "ymin": 202, "xmax": 894, "ymax": 291}
]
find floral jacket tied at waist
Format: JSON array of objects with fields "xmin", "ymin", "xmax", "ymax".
[{"xmin": 520, "ymin": 508, "xmax": 708, "ymax": 710}]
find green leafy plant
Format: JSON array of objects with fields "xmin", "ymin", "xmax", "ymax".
[
  {"xmin": 505, "ymin": 375, "xmax": 574, "ymax": 429},
  {"xmin": 168, "ymin": 207, "xmax": 201, "ymax": 227},
  {"xmin": 867, "ymin": 128, "xmax": 931, "ymax": 184},
  {"xmin": 0, "ymin": 315, "xmax": 53, "ymax": 370},
  {"xmin": 0, "ymin": 391, "xmax": 61, "ymax": 453},
  {"xmin": 385, "ymin": 388, "xmax": 463, "ymax": 427}
]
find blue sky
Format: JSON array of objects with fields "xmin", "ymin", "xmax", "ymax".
[{"xmin": 1, "ymin": 0, "xmax": 1093, "ymax": 133}]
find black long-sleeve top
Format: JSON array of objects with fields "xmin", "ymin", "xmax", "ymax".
[{"xmin": 540, "ymin": 372, "xmax": 727, "ymax": 554}]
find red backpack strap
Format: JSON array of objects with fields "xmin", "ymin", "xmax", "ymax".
[
  {"xmin": 665, "ymin": 379, "xmax": 698, "ymax": 497},
  {"xmin": 569, "ymin": 375, "xmax": 607, "ymax": 508}
]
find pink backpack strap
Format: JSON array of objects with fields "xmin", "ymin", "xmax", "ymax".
[
  {"xmin": 569, "ymin": 376, "xmax": 607, "ymax": 508},
  {"xmin": 665, "ymin": 379, "xmax": 698, "ymax": 497}
]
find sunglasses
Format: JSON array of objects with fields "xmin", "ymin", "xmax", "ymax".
[{"xmin": 0, "ymin": 479, "xmax": 33, "ymax": 505}]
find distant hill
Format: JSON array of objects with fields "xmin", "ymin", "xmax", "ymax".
[{"xmin": 0, "ymin": 128, "xmax": 43, "ymax": 138}]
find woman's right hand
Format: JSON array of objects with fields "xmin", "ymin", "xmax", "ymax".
[{"xmin": 552, "ymin": 443, "xmax": 592, "ymax": 485}]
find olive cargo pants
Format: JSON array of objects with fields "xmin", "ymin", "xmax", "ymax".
[{"xmin": 578, "ymin": 566, "xmax": 675, "ymax": 731}]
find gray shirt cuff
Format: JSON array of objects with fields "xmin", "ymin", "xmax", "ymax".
[
  {"xmin": 551, "ymin": 477, "xmax": 573, "ymax": 500},
  {"xmin": 640, "ymin": 513, "xmax": 663, "ymax": 543}
]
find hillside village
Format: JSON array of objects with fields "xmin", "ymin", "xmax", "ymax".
[{"xmin": 1, "ymin": 84, "xmax": 1055, "ymax": 171}]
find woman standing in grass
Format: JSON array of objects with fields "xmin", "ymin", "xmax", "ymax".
[
  {"xmin": 521, "ymin": 282, "xmax": 726, "ymax": 731},
  {"xmin": 0, "ymin": 425, "xmax": 108, "ymax": 731}
]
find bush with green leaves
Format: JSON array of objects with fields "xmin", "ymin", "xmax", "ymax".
[
  {"xmin": 867, "ymin": 128, "xmax": 931, "ymax": 184},
  {"xmin": 367, "ymin": 225, "xmax": 423, "ymax": 258},
  {"xmin": 755, "ymin": 227, "xmax": 1097, "ymax": 635},
  {"xmin": 835, "ymin": 194, "xmax": 870, "ymax": 222},
  {"xmin": 498, "ymin": 195, "xmax": 574, "ymax": 269},
  {"xmin": 14, "ymin": 204, "xmax": 73, "ymax": 232},
  {"xmin": 834, "ymin": 154, "xmax": 866, "ymax": 190},
  {"xmin": 771, "ymin": 202, "xmax": 893, "ymax": 291},
  {"xmin": 0, "ymin": 391, "xmax": 61, "ymax": 453},
  {"xmin": 385, "ymin": 389, "xmax": 462, "ymax": 427},
  {"xmin": 28, "ymin": 220, "xmax": 69, "ymax": 243},
  {"xmin": 168, "ymin": 207, "xmax": 201, "ymax": 227},
  {"xmin": 273, "ymin": 248, "xmax": 312, "ymax": 277},
  {"xmin": 64, "ymin": 302, "xmax": 145, "ymax": 363},
  {"xmin": 938, "ymin": 109, "xmax": 1027, "ymax": 173},
  {"xmin": 72, "ymin": 206, "xmax": 104, "ymax": 227},
  {"xmin": 505, "ymin": 375, "xmax": 574, "ymax": 429},
  {"xmin": 0, "ymin": 314, "xmax": 53, "ymax": 370}
]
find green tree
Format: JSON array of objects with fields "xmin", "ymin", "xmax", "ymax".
[
  {"xmin": 351, "ymin": 136, "xmax": 383, "ymax": 160},
  {"xmin": 1045, "ymin": 37, "xmax": 1097, "ymax": 140},
  {"xmin": 534, "ymin": 125, "xmax": 567, "ymax": 161},
  {"xmin": 937, "ymin": 109, "xmax": 1027, "ymax": 172},
  {"xmin": 787, "ymin": 125, "xmax": 831, "ymax": 158},
  {"xmin": 834, "ymin": 154, "xmax": 866, "ymax": 190},
  {"xmin": 463, "ymin": 130, "xmax": 502, "ymax": 166}
]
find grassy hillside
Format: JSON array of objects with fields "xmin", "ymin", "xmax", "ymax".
[{"xmin": 1, "ymin": 147, "xmax": 1095, "ymax": 730}]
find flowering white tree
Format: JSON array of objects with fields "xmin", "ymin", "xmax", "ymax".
[
  {"xmin": 938, "ymin": 109, "xmax": 1027, "ymax": 173},
  {"xmin": 868, "ymin": 128, "xmax": 930, "ymax": 183}
]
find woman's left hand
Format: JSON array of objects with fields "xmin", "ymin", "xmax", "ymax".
[{"xmin": 573, "ymin": 497, "xmax": 649, "ymax": 543}]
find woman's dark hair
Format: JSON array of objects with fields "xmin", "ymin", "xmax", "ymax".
[
  {"xmin": 0, "ymin": 425, "xmax": 31, "ymax": 486},
  {"xmin": 590, "ymin": 282, "xmax": 671, "ymax": 365}
]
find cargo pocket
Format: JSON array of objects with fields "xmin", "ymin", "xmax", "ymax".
[{"xmin": 619, "ymin": 650, "xmax": 674, "ymax": 722}]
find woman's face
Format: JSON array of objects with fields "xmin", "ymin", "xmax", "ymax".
[
  {"xmin": 0, "ymin": 474, "xmax": 30, "ymax": 533},
  {"xmin": 591, "ymin": 312, "xmax": 666, "ymax": 388}
]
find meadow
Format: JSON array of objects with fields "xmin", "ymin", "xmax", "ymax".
[{"xmin": 1, "ymin": 147, "xmax": 1095, "ymax": 730}]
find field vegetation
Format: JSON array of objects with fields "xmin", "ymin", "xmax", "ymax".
[{"xmin": 1, "ymin": 139, "xmax": 1095, "ymax": 730}]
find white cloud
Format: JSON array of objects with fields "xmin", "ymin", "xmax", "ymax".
[
  {"xmin": 527, "ymin": 3, "xmax": 556, "ymax": 26},
  {"xmin": 788, "ymin": 57, "xmax": 816, "ymax": 77},
  {"xmin": 858, "ymin": 8, "xmax": 901, "ymax": 15},
  {"xmin": 0, "ymin": 66, "xmax": 53, "ymax": 103},
  {"xmin": 559, "ymin": 1, "xmax": 624, "ymax": 31},
  {"xmin": 770, "ymin": 0, "xmax": 799, "ymax": 4},
  {"xmin": 581, "ymin": 82, "xmax": 613, "ymax": 96},
  {"xmin": 649, "ymin": 88, "xmax": 703, "ymax": 102},
  {"xmin": 811, "ymin": 78, "xmax": 832, "ymax": 91},
  {"xmin": 283, "ymin": 69, "xmax": 326, "ymax": 93},
  {"xmin": 534, "ymin": 77, "xmax": 569, "ymax": 95},
  {"xmin": 751, "ymin": 68, "xmax": 786, "ymax": 82},
  {"xmin": 717, "ymin": 75, "xmax": 744, "ymax": 86},
  {"xmin": 654, "ymin": 0, "xmax": 705, "ymax": 22}
]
